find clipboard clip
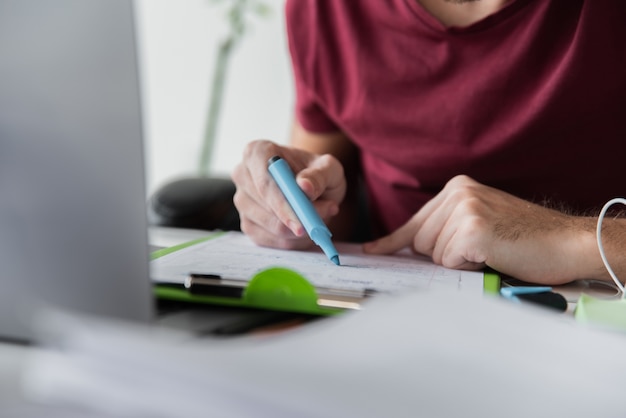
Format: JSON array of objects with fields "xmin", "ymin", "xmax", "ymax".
[{"xmin": 155, "ymin": 267, "xmax": 375, "ymax": 314}]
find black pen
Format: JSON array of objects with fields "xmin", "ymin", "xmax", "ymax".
[{"xmin": 156, "ymin": 273, "xmax": 244, "ymax": 298}]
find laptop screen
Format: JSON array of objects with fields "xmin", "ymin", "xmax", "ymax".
[{"xmin": 0, "ymin": 0, "xmax": 154, "ymax": 343}]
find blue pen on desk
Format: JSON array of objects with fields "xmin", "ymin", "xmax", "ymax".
[
  {"xmin": 268, "ymin": 155, "xmax": 340, "ymax": 266},
  {"xmin": 500, "ymin": 286, "xmax": 568, "ymax": 312},
  {"xmin": 500, "ymin": 286, "xmax": 553, "ymax": 301}
]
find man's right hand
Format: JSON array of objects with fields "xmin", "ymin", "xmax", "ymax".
[{"xmin": 232, "ymin": 139, "xmax": 347, "ymax": 250}]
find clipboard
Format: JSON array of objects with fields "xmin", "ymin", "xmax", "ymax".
[{"xmin": 151, "ymin": 234, "xmax": 501, "ymax": 316}]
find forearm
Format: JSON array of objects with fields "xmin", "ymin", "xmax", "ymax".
[
  {"xmin": 588, "ymin": 216, "xmax": 626, "ymax": 282},
  {"xmin": 493, "ymin": 213, "xmax": 626, "ymax": 284}
]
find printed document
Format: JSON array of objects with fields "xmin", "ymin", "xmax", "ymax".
[{"xmin": 150, "ymin": 232, "xmax": 483, "ymax": 294}]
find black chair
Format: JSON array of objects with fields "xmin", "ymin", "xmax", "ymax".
[{"xmin": 148, "ymin": 176, "xmax": 240, "ymax": 231}]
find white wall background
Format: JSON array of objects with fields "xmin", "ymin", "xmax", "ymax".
[{"xmin": 134, "ymin": 0, "xmax": 293, "ymax": 196}]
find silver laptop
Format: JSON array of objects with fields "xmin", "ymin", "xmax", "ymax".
[{"xmin": 0, "ymin": 0, "xmax": 154, "ymax": 343}]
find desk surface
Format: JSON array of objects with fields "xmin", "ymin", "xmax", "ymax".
[
  {"xmin": 1, "ymin": 226, "xmax": 619, "ymax": 414},
  {"xmin": 148, "ymin": 226, "xmax": 214, "ymax": 250}
]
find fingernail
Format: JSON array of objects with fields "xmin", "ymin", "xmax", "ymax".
[
  {"xmin": 288, "ymin": 220, "xmax": 303, "ymax": 237},
  {"xmin": 297, "ymin": 178, "xmax": 314, "ymax": 197}
]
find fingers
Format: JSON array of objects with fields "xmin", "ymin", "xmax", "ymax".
[
  {"xmin": 239, "ymin": 215, "xmax": 312, "ymax": 250},
  {"xmin": 233, "ymin": 184, "xmax": 295, "ymax": 236},
  {"xmin": 364, "ymin": 175, "xmax": 492, "ymax": 272},
  {"xmin": 435, "ymin": 217, "xmax": 488, "ymax": 270},
  {"xmin": 296, "ymin": 154, "xmax": 346, "ymax": 205},
  {"xmin": 362, "ymin": 177, "xmax": 457, "ymax": 256},
  {"xmin": 232, "ymin": 141, "xmax": 303, "ymax": 242},
  {"xmin": 232, "ymin": 139, "xmax": 346, "ymax": 250},
  {"xmin": 249, "ymin": 141, "xmax": 305, "ymax": 235},
  {"xmin": 362, "ymin": 219, "xmax": 418, "ymax": 254}
]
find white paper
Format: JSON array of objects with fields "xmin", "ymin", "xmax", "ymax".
[
  {"xmin": 21, "ymin": 290, "xmax": 626, "ymax": 418},
  {"xmin": 150, "ymin": 231, "xmax": 483, "ymax": 294}
]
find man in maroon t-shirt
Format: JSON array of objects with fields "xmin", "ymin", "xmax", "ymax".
[{"xmin": 232, "ymin": 0, "xmax": 626, "ymax": 285}]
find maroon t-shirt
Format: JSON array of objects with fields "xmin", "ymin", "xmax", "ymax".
[{"xmin": 286, "ymin": 0, "xmax": 626, "ymax": 236}]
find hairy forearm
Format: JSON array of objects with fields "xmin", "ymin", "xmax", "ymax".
[
  {"xmin": 592, "ymin": 216, "xmax": 626, "ymax": 282},
  {"xmin": 523, "ymin": 214, "xmax": 626, "ymax": 284}
]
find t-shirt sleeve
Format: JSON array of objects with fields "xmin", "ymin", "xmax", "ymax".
[{"xmin": 285, "ymin": 0, "xmax": 339, "ymax": 133}]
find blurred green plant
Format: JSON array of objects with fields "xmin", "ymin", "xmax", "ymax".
[{"xmin": 198, "ymin": 0, "xmax": 271, "ymax": 176}]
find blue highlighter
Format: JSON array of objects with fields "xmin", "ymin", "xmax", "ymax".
[{"xmin": 267, "ymin": 155, "xmax": 340, "ymax": 266}]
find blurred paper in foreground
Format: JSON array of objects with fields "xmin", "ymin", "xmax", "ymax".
[{"xmin": 21, "ymin": 291, "xmax": 626, "ymax": 418}]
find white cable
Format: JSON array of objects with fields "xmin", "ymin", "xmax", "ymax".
[{"xmin": 596, "ymin": 198, "xmax": 626, "ymax": 298}]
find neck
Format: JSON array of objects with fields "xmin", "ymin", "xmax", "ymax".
[{"xmin": 416, "ymin": 0, "xmax": 511, "ymax": 27}]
